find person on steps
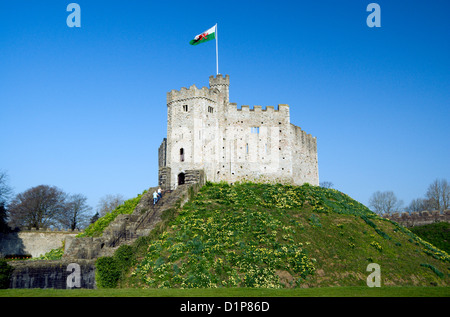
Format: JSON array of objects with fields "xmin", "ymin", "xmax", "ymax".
[
  {"xmin": 157, "ymin": 187, "xmax": 162, "ymax": 199},
  {"xmin": 153, "ymin": 190, "xmax": 158, "ymax": 205}
]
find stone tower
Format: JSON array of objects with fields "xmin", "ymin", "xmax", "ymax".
[{"xmin": 158, "ymin": 74, "xmax": 319, "ymax": 189}]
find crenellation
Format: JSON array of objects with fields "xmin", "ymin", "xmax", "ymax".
[
  {"xmin": 277, "ymin": 104, "xmax": 290, "ymax": 112},
  {"xmin": 167, "ymin": 83, "xmax": 220, "ymax": 105},
  {"xmin": 209, "ymin": 74, "xmax": 230, "ymax": 86}
]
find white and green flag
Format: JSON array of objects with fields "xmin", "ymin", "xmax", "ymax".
[
  {"xmin": 189, "ymin": 25, "xmax": 216, "ymax": 45},
  {"xmin": 189, "ymin": 24, "xmax": 219, "ymax": 75}
]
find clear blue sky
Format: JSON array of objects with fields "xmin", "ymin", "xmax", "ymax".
[{"xmin": 1, "ymin": 1, "xmax": 449, "ymax": 212}]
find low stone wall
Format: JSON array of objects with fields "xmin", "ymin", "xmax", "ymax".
[
  {"xmin": 185, "ymin": 169, "xmax": 205, "ymax": 186},
  {"xmin": 0, "ymin": 230, "xmax": 79, "ymax": 258},
  {"xmin": 9, "ymin": 259, "xmax": 96, "ymax": 289},
  {"xmin": 384, "ymin": 209, "xmax": 450, "ymax": 227}
]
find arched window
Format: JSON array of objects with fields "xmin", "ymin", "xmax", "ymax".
[{"xmin": 180, "ymin": 148, "xmax": 184, "ymax": 162}]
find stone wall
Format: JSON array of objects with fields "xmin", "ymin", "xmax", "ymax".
[
  {"xmin": 185, "ymin": 169, "xmax": 205, "ymax": 186},
  {"xmin": 290, "ymin": 124, "xmax": 319, "ymax": 186},
  {"xmin": 9, "ymin": 259, "xmax": 96, "ymax": 289},
  {"xmin": 0, "ymin": 230, "xmax": 79, "ymax": 258},
  {"xmin": 158, "ymin": 166, "xmax": 171, "ymax": 190},
  {"xmin": 384, "ymin": 209, "xmax": 450, "ymax": 227},
  {"xmin": 158, "ymin": 137, "xmax": 167, "ymax": 168},
  {"xmin": 222, "ymin": 104, "xmax": 294, "ymax": 185}
]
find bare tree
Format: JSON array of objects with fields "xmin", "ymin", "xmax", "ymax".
[
  {"xmin": 0, "ymin": 171, "xmax": 12, "ymax": 232},
  {"xmin": 369, "ymin": 191, "xmax": 403, "ymax": 216},
  {"xmin": 0, "ymin": 202, "xmax": 10, "ymax": 233},
  {"xmin": 96, "ymin": 194, "xmax": 125, "ymax": 217},
  {"xmin": 406, "ymin": 198, "xmax": 426, "ymax": 213},
  {"xmin": 320, "ymin": 181, "xmax": 334, "ymax": 189},
  {"xmin": 8, "ymin": 185, "xmax": 66, "ymax": 230},
  {"xmin": 426, "ymin": 178, "xmax": 450, "ymax": 212},
  {"xmin": 0, "ymin": 170, "xmax": 13, "ymax": 205},
  {"xmin": 57, "ymin": 194, "xmax": 93, "ymax": 230}
]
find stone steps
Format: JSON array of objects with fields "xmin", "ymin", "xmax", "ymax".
[{"xmin": 63, "ymin": 183, "xmax": 202, "ymax": 260}]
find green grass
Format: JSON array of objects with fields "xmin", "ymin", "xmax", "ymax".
[{"xmin": 1, "ymin": 286, "xmax": 449, "ymax": 297}]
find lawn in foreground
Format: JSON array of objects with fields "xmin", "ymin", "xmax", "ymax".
[{"xmin": 1, "ymin": 286, "xmax": 449, "ymax": 297}]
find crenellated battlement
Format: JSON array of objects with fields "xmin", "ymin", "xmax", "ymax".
[
  {"xmin": 167, "ymin": 74, "xmax": 232, "ymax": 105},
  {"xmin": 227, "ymin": 103, "xmax": 290, "ymax": 114},
  {"xmin": 209, "ymin": 74, "xmax": 230, "ymax": 87},
  {"xmin": 167, "ymin": 84, "xmax": 220, "ymax": 105}
]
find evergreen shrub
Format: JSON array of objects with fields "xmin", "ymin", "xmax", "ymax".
[
  {"xmin": 95, "ymin": 256, "xmax": 121, "ymax": 288},
  {"xmin": 0, "ymin": 259, "xmax": 13, "ymax": 289}
]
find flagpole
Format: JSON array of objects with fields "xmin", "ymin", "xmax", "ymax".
[{"xmin": 215, "ymin": 23, "xmax": 219, "ymax": 75}]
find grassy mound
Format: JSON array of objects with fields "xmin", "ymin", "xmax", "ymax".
[{"xmin": 108, "ymin": 182, "xmax": 449, "ymax": 288}]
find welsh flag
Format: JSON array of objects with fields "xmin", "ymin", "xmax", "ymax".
[{"xmin": 189, "ymin": 25, "xmax": 216, "ymax": 45}]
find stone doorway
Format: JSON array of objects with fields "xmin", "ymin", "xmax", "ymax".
[{"xmin": 178, "ymin": 172, "xmax": 185, "ymax": 185}]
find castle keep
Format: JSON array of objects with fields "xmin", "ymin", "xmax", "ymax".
[{"xmin": 158, "ymin": 74, "xmax": 319, "ymax": 189}]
